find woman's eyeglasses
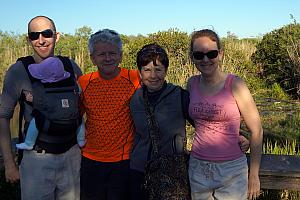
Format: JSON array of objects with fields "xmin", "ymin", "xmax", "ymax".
[
  {"xmin": 28, "ymin": 29, "xmax": 54, "ymax": 41},
  {"xmin": 192, "ymin": 50, "xmax": 219, "ymax": 60}
]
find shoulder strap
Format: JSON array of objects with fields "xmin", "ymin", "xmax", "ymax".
[
  {"xmin": 17, "ymin": 97, "xmax": 25, "ymax": 165},
  {"xmin": 56, "ymin": 56, "xmax": 75, "ymax": 79},
  {"xmin": 187, "ymin": 75, "xmax": 198, "ymax": 92},
  {"xmin": 224, "ymin": 74, "xmax": 235, "ymax": 92},
  {"xmin": 16, "ymin": 56, "xmax": 36, "ymax": 164},
  {"xmin": 17, "ymin": 56, "xmax": 36, "ymax": 83},
  {"xmin": 17, "ymin": 56, "xmax": 36, "ymax": 129}
]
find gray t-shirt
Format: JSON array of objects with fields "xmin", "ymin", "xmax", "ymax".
[{"xmin": 0, "ymin": 57, "xmax": 82, "ymax": 123}]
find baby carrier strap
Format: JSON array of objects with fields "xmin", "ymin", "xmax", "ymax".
[
  {"xmin": 17, "ymin": 56, "xmax": 36, "ymax": 82},
  {"xmin": 56, "ymin": 55, "xmax": 75, "ymax": 79},
  {"xmin": 16, "ymin": 56, "xmax": 35, "ymax": 163}
]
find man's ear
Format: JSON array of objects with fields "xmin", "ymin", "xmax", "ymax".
[
  {"xmin": 26, "ymin": 36, "xmax": 32, "ymax": 45},
  {"xmin": 119, "ymin": 50, "xmax": 123, "ymax": 64},
  {"xmin": 90, "ymin": 54, "xmax": 96, "ymax": 65}
]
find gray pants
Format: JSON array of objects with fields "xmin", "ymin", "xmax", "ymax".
[{"xmin": 20, "ymin": 145, "xmax": 81, "ymax": 200}]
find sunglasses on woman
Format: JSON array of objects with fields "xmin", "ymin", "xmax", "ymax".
[
  {"xmin": 192, "ymin": 50, "xmax": 219, "ymax": 60},
  {"xmin": 28, "ymin": 29, "xmax": 54, "ymax": 41}
]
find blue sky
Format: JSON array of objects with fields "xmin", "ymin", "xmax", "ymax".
[{"xmin": 1, "ymin": 0, "xmax": 299, "ymax": 38}]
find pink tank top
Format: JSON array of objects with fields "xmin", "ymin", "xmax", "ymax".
[{"xmin": 189, "ymin": 74, "xmax": 243, "ymax": 161}]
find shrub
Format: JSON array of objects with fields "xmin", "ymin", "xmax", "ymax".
[{"xmin": 252, "ymin": 23, "xmax": 300, "ymax": 99}]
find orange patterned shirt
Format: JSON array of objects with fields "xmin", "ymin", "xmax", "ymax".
[{"xmin": 78, "ymin": 68, "xmax": 140, "ymax": 162}]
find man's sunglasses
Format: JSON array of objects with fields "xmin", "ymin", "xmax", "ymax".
[
  {"xmin": 28, "ymin": 29, "xmax": 54, "ymax": 41},
  {"xmin": 192, "ymin": 50, "xmax": 219, "ymax": 60}
]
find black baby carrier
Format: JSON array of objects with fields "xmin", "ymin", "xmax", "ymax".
[{"xmin": 17, "ymin": 56, "xmax": 81, "ymax": 158}]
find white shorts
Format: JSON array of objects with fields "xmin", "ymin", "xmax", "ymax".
[{"xmin": 189, "ymin": 154, "xmax": 248, "ymax": 200}]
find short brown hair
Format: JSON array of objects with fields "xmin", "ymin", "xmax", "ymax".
[{"xmin": 136, "ymin": 43, "xmax": 169, "ymax": 71}]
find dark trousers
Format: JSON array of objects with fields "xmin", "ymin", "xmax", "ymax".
[
  {"xmin": 80, "ymin": 156, "xmax": 130, "ymax": 200},
  {"xmin": 129, "ymin": 169, "xmax": 147, "ymax": 200}
]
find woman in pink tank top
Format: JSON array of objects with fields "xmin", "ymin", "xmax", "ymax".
[{"xmin": 187, "ymin": 29, "xmax": 263, "ymax": 200}]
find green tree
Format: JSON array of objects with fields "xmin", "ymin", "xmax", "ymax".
[
  {"xmin": 122, "ymin": 34, "xmax": 150, "ymax": 69},
  {"xmin": 0, "ymin": 31, "xmax": 29, "ymax": 89},
  {"xmin": 252, "ymin": 23, "xmax": 300, "ymax": 99},
  {"xmin": 56, "ymin": 26, "xmax": 93, "ymax": 73}
]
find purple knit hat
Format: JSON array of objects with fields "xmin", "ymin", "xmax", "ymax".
[{"xmin": 28, "ymin": 57, "xmax": 70, "ymax": 83}]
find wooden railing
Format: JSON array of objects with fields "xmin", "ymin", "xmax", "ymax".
[{"xmin": 254, "ymin": 154, "xmax": 300, "ymax": 191}]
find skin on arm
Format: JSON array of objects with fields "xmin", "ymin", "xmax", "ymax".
[
  {"xmin": 0, "ymin": 118, "xmax": 20, "ymax": 183},
  {"xmin": 232, "ymin": 77, "xmax": 263, "ymax": 200}
]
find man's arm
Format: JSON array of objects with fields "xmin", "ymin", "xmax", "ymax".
[
  {"xmin": 0, "ymin": 63, "xmax": 24, "ymax": 183},
  {"xmin": 0, "ymin": 118, "xmax": 20, "ymax": 183}
]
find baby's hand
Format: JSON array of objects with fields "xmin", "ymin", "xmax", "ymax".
[
  {"xmin": 26, "ymin": 93, "xmax": 33, "ymax": 102},
  {"xmin": 23, "ymin": 90, "xmax": 33, "ymax": 102}
]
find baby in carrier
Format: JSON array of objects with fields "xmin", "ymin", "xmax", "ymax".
[{"xmin": 16, "ymin": 57, "xmax": 86, "ymax": 150}]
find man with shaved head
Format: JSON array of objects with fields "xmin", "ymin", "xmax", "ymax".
[{"xmin": 0, "ymin": 16, "xmax": 82, "ymax": 200}]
